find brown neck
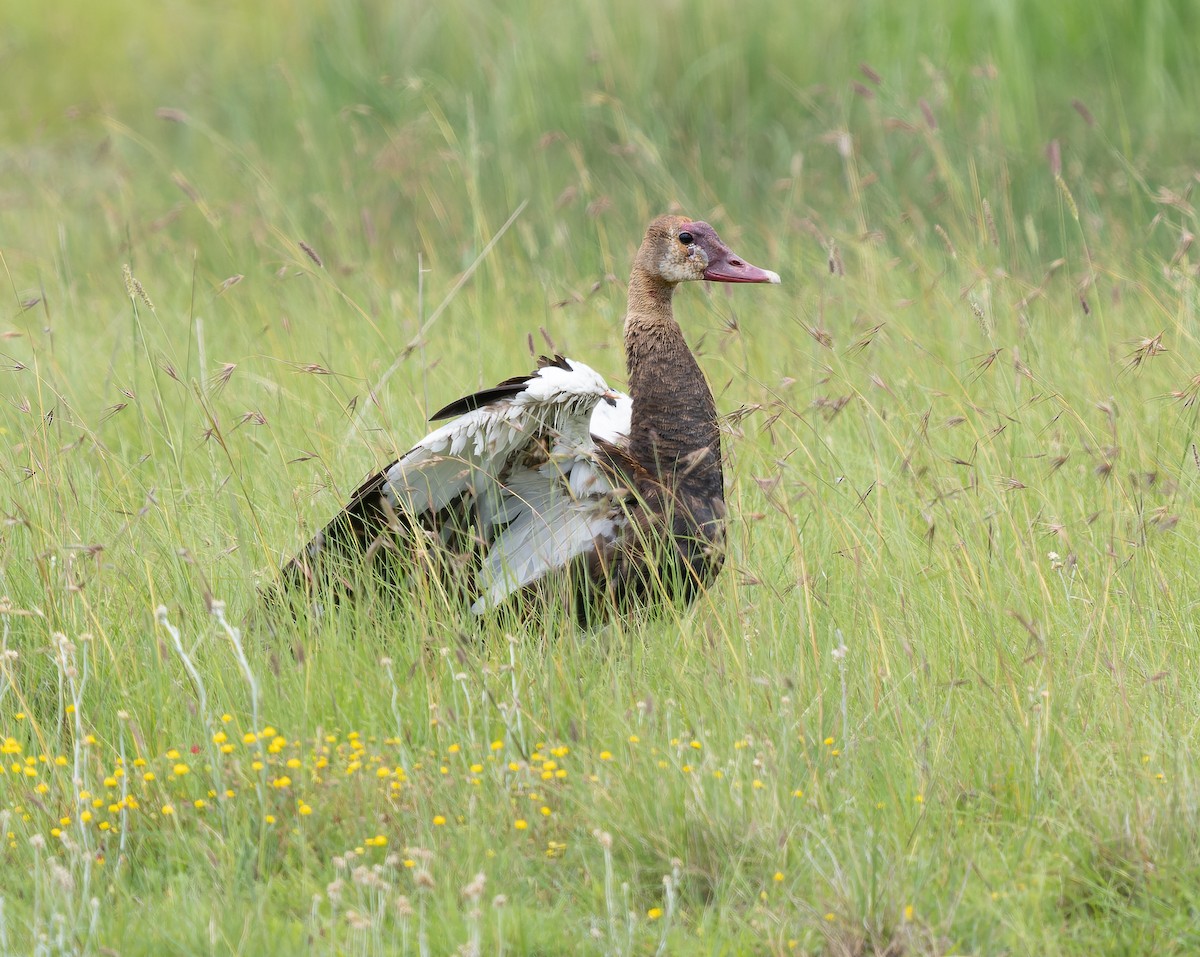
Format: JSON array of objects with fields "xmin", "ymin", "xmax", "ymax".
[{"xmin": 623, "ymin": 270, "xmax": 723, "ymax": 503}]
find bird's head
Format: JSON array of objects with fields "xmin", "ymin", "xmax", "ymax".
[{"xmin": 637, "ymin": 214, "xmax": 781, "ymax": 286}]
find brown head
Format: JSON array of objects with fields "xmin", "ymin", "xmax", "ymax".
[{"xmin": 633, "ymin": 214, "xmax": 781, "ymax": 288}]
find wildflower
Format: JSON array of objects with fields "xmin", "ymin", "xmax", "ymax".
[
  {"xmin": 298, "ymin": 803, "xmax": 312, "ymax": 816},
  {"xmin": 432, "ymin": 815, "xmax": 446, "ymax": 826},
  {"xmin": 161, "ymin": 804, "xmax": 175, "ymax": 816},
  {"xmin": 904, "ymin": 904, "xmax": 914, "ymax": 921},
  {"xmin": 599, "ymin": 751, "xmax": 613, "ymax": 761},
  {"xmin": 462, "ymin": 872, "xmax": 486, "ymax": 901},
  {"xmin": 773, "ymin": 871, "xmax": 784, "ymax": 882},
  {"xmin": 166, "ymin": 749, "xmax": 180, "ymax": 760},
  {"xmin": 143, "ymin": 772, "xmax": 155, "ymax": 782},
  {"xmin": 173, "ymin": 763, "xmax": 190, "ymax": 776},
  {"xmin": 647, "ymin": 907, "xmax": 663, "ymax": 920},
  {"xmin": 514, "ymin": 819, "xmax": 528, "ymax": 830},
  {"xmin": 213, "ymin": 732, "xmax": 227, "ymax": 745},
  {"xmin": 490, "ymin": 740, "xmax": 504, "ymax": 751},
  {"xmin": 823, "ymin": 737, "xmax": 834, "ymax": 746},
  {"xmin": 265, "ymin": 815, "xmax": 276, "ymax": 824}
]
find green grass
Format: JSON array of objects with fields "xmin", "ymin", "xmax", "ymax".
[{"xmin": 3, "ymin": 0, "xmax": 1200, "ymax": 953}]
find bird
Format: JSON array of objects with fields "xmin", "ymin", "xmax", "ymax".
[{"xmin": 273, "ymin": 215, "xmax": 780, "ymax": 622}]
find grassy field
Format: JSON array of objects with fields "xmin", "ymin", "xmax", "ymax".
[{"xmin": 3, "ymin": 0, "xmax": 1200, "ymax": 953}]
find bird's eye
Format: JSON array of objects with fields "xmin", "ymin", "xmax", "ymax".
[{"xmin": 678, "ymin": 231, "xmax": 694, "ymax": 245}]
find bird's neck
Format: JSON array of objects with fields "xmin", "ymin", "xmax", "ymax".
[{"xmin": 623, "ymin": 270, "xmax": 723, "ymax": 505}]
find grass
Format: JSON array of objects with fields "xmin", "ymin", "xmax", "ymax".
[{"xmin": 3, "ymin": 0, "xmax": 1200, "ymax": 953}]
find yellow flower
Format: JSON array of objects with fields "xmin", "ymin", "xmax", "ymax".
[
  {"xmin": 173, "ymin": 763, "xmax": 190, "ymax": 776},
  {"xmin": 220, "ymin": 714, "xmax": 232, "ymax": 723},
  {"xmin": 600, "ymin": 751, "xmax": 613, "ymax": 761},
  {"xmin": 540, "ymin": 806, "xmax": 551, "ymax": 817},
  {"xmin": 432, "ymin": 815, "xmax": 446, "ymax": 826},
  {"xmin": 514, "ymin": 819, "xmax": 528, "ymax": 830},
  {"xmin": 166, "ymin": 749, "xmax": 180, "ymax": 760},
  {"xmin": 80, "ymin": 811, "xmax": 93, "ymax": 823},
  {"xmin": 690, "ymin": 741, "xmax": 702, "ymax": 750},
  {"xmin": 773, "ymin": 871, "xmax": 784, "ymax": 882},
  {"xmin": 264, "ymin": 815, "xmax": 276, "ymax": 824},
  {"xmin": 212, "ymin": 732, "xmax": 227, "ymax": 745},
  {"xmin": 298, "ymin": 803, "xmax": 312, "ymax": 816},
  {"xmin": 194, "ymin": 799, "xmax": 206, "ymax": 809},
  {"xmin": 271, "ymin": 776, "xmax": 291, "ymax": 789},
  {"xmin": 143, "ymin": 772, "xmax": 155, "ymax": 782},
  {"xmin": 490, "ymin": 740, "xmax": 504, "ymax": 751},
  {"xmin": 628, "ymin": 735, "xmax": 639, "ymax": 744},
  {"xmin": 823, "ymin": 737, "xmax": 834, "ymax": 746},
  {"xmin": 161, "ymin": 804, "xmax": 175, "ymax": 816},
  {"xmin": 286, "ymin": 758, "xmax": 302, "ymax": 769},
  {"xmin": 242, "ymin": 732, "xmax": 257, "ymax": 745},
  {"xmin": 904, "ymin": 904, "xmax": 914, "ymax": 921},
  {"xmin": 647, "ymin": 907, "xmax": 663, "ymax": 920}
]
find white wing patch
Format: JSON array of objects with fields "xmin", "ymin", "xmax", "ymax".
[
  {"xmin": 376, "ymin": 358, "xmax": 632, "ymax": 611},
  {"xmin": 590, "ymin": 392, "xmax": 632, "ymax": 444}
]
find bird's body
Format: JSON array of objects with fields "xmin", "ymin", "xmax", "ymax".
[{"xmin": 274, "ymin": 215, "xmax": 779, "ymax": 620}]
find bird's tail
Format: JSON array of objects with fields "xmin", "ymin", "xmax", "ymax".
[{"xmin": 265, "ymin": 467, "xmax": 402, "ymax": 609}]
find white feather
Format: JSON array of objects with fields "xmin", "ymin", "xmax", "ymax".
[
  {"xmin": 372, "ymin": 358, "xmax": 630, "ymax": 611},
  {"xmin": 589, "ymin": 393, "xmax": 631, "ymax": 444}
]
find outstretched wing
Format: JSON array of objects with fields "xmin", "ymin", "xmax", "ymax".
[{"xmin": 277, "ymin": 355, "xmax": 633, "ymax": 611}]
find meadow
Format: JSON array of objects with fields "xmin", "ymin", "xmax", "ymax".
[{"xmin": 2, "ymin": 0, "xmax": 1200, "ymax": 953}]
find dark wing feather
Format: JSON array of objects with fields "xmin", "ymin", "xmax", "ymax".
[{"xmin": 429, "ymin": 355, "xmax": 573, "ymax": 421}]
